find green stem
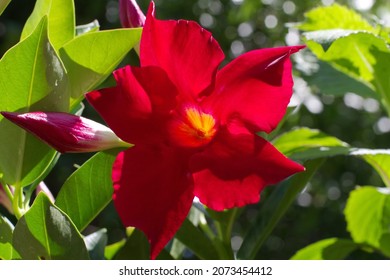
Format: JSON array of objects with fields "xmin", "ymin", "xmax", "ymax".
[
  {"xmin": 213, "ymin": 208, "xmax": 240, "ymax": 259},
  {"xmin": 12, "ymin": 183, "xmax": 24, "ymax": 219},
  {"xmin": 0, "ymin": 179, "xmax": 14, "ymax": 202}
]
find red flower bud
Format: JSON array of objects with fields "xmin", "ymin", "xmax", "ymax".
[
  {"xmin": 1, "ymin": 111, "xmax": 130, "ymax": 153},
  {"xmin": 119, "ymin": 0, "xmax": 146, "ymax": 28}
]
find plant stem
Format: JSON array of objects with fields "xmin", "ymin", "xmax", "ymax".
[{"xmin": 12, "ymin": 183, "xmax": 24, "ymax": 219}]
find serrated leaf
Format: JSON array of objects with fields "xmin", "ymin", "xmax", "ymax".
[
  {"xmin": 0, "ymin": 215, "xmax": 13, "ymax": 260},
  {"xmin": 350, "ymin": 149, "xmax": 390, "ymax": 188},
  {"xmin": 0, "ymin": 0, "xmax": 11, "ymax": 15},
  {"xmin": 344, "ymin": 186, "xmax": 390, "ymax": 257},
  {"xmin": 0, "ymin": 17, "xmax": 68, "ymax": 187},
  {"xmin": 297, "ymin": 4, "xmax": 377, "ymax": 33},
  {"xmin": 12, "ymin": 192, "xmax": 89, "ymax": 259},
  {"xmin": 237, "ymin": 159, "xmax": 324, "ymax": 260},
  {"xmin": 55, "ymin": 149, "xmax": 121, "ymax": 231},
  {"xmin": 291, "ymin": 238, "xmax": 358, "ymax": 260},
  {"xmin": 21, "ymin": 0, "xmax": 75, "ymax": 50},
  {"xmin": 59, "ymin": 28, "xmax": 142, "ymax": 110},
  {"xmin": 84, "ymin": 228, "xmax": 108, "ymax": 260},
  {"xmin": 273, "ymin": 127, "xmax": 349, "ymax": 160}
]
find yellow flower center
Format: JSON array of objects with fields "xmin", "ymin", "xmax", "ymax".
[{"xmin": 170, "ymin": 107, "xmax": 217, "ymax": 148}]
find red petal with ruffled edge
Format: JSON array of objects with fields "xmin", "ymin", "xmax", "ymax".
[
  {"xmin": 112, "ymin": 144, "xmax": 194, "ymax": 259},
  {"xmin": 140, "ymin": 2, "xmax": 224, "ymax": 101},
  {"xmin": 86, "ymin": 65, "xmax": 177, "ymax": 145},
  {"xmin": 203, "ymin": 46, "xmax": 305, "ymax": 134},
  {"xmin": 189, "ymin": 125, "xmax": 304, "ymax": 211}
]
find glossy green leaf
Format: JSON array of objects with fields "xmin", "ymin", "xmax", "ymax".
[
  {"xmin": 297, "ymin": 4, "xmax": 377, "ymax": 33},
  {"xmin": 21, "ymin": 0, "xmax": 75, "ymax": 50},
  {"xmin": 0, "ymin": 0, "xmax": 11, "ymax": 15},
  {"xmin": 273, "ymin": 127, "xmax": 349, "ymax": 160},
  {"xmin": 0, "ymin": 17, "xmax": 69, "ymax": 187},
  {"xmin": 344, "ymin": 186, "xmax": 390, "ymax": 257},
  {"xmin": 84, "ymin": 228, "xmax": 108, "ymax": 260},
  {"xmin": 291, "ymin": 238, "xmax": 358, "ymax": 260},
  {"xmin": 303, "ymin": 61, "xmax": 376, "ymax": 98},
  {"xmin": 55, "ymin": 149, "xmax": 121, "ymax": 231},
  {"xmin": 113, "ymin": 228, "xmax": 150, "ymax": 260},
  {"xmin": 350, "ymin": 149, "xmax": 390, "ymax": 188},
  {"xmin": 59, "ymin": 28, "xmax": 142, "ymax": 109},
  {"xmin": 237, "ymin": 159, "xmax": 324, "ymax": 260},
  {"xmin": 12, "ymin": 192, "xmax": 89, "ymax": 259},
  {"xmin": 0, "ymin": 215, "xmax": 13, "ymax": 260}
]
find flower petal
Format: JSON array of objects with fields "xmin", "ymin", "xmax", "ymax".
[
  {"xmin": 112, "ymin": 145, "xmax": 194, "ymax": 259},
  {"xmin": 189, "ymin": 126, "xmax": 304, "ymax": 211},
  {"xmin": 1, "ymin": 111, "xmax": 126, "ymax": 153},
  {"xmin": 119, "ymin": 0, "xmax": 146, "ymax": 28},
  {"xmin": 203, "ymin": 46, "xmax": 305, "ymax": 134},
  {"xmin": 140, "ymin": 2, "xmax": 224, "ymax": 101},
  {"xmin": 86, "ymin": 65, "xmax": 177, "ymax": 145}
]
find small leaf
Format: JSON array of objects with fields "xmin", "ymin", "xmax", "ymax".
[
  {"xmin": 84, "ymin": 228, "xmax": 108, "ymax": 260},
  {"xmin": 291, "ymin": 238, "xmax": 358, "ymax": 260},
  {"xmin": 237, "ymin": 159, "xmax": 325, "ymax": 260},
  {"xmin": 12, "ymin": 192, "xmax": 89, "ymax": 259},
  {"xmin": 59, "ymin": 28, "xmax": 142, "ymax": 110},
  {"xmin": 344, "ymin": 186, "xmax": 390, "ymax": 257},
  {"xmin": 175, "ymin": 218, "xmax": 219, "ymax": 260},
  {"xmin": 0, "ymin": 0, "xmax": 11, "ymax": 15},
  {"xmin": 0, "ymin": 215, "xmax": 13, "ymax": 260},
  {"xmin": 0, "ymin": 16, "xmax": 69, "ymax": 187},
  {"xmin": 55, "ymin": 149, "xmax": 121, "ymax": 231},
  {"xmin": 113, "ymin": 228, "xmax": 150, "ymax": 260},
  {"xmin": 350, "ymin": 149, "xmax": 390, "ymax": 188},
  {"xmin": 21, "ymin": 0, "xmax": 75, "ymax": 50},
  {"xmin": 273, "ymin": 127, "xmax": 349, "ymax": 160},
  {"xmin": 297, "ymin": 4, "xmax": 377, "ymax": 33}
]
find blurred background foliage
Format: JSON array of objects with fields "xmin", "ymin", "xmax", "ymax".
[{"xmin": 1, "ymin": 0, "xmax": 390, "ymax": 259}]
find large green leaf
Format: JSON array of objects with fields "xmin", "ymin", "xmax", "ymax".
[
  {"xmin": 297, "ymin": 4, "xmax": 377, "ymax": 33},
  {"xmin": 0, "ymin": 0, "xmax": 11, "ymax": 15},
  {"xmin": 12, "ymin": 192, "xmax": 89, "ymax": 259},
  {"xmin": 291, "ymin": 238, "xmax": 358, "ymax": 260},
  {"xmin": 0, "ymin": 215, "xmax": 13, "ymax": 260},
  {"xmin": 0, "ymin": 17, "xmax": 69, "ymax": 187},
  {"xmin": 350, "ymin": 149, "xmax": 390, "ymax": 188},
  {"xmin": 273, "ymin": 127, "xmax": 349, "ymax": 160},
  {"xmin": 59, "ymin": 28, "xmax": 142, "ymax": 109},
  {"xmin": 21, "ymin": 0, "xmax": 75, "ymax": 50},
  {"xmin": 237, "ymin": 159, "xmax": 324, "ymax": 259},
  {"xmin": 344, "ymin": 186, "xmax": 390, "ymax": 257},
  {"xmin": 55, "ymin": 149, "xmax": 121, "ymax": 231}
]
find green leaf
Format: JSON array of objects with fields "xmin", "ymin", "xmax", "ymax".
[
  {"xmin": 84, "ymin": 228, "xmax": 108, "ymax": 260},
  {"xmin": 55, "ymin": 149, "xmax": 121, "ymax": 231},
  {"xmin": 0, "ymin": 17, "xmax": 69, "ymax": 187},
  {"xmin": 12, "ymin": 192, "xmax": 89, "ymax": 259},
  {"xmin": 297, "ymin": 4, "xmax": 377, "ymax": 33},
  {"xmin": 0, "ymin": 215, "xmax": 13, "ymax": 260},
  {"xmin": 291, "ymin": 238, "xmax": 358, "ymax": 260},
  {"xmin": 273, "ymin": 127, "xmax": 349, "ymax": 160},
  {"xmin": 237, "ymin": 159, "xmax": 324, "ymax": 260},
  {"xmin": 0, "ymin": 0, "xmax": 11, "ymax": 15},
  {"xmin": 175, "ymin": 218, "xmax": 219, "ymax": 260},
  {"xmin": 303, "ymin": 61, "xmax": 377, "ymax": 98},
  {"xmin": 344, "ymin": 186, "xmax": 390, "ymax": 257},
  {"xmin": 113, "ymin": 228, "xmax": 150, "ymax": 260},
  {"xmin": 350, "ymin": 149, "xmax": 390, "ymax": 188},
  {"xmin": 59, "ymin": 28, "xmax": 142, "ymax": 110},
  {"xmin": 21, "ymin": 0, "xmax": 75, "ymax": 50}
]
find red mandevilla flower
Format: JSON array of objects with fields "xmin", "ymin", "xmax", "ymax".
[
  {"xmin": 86, "ymin": 2, "xmax": 305, "ymax": 259},
  {"xmin": 119, "ymin": 0, "xmax": 146, "ymax": 28}
]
